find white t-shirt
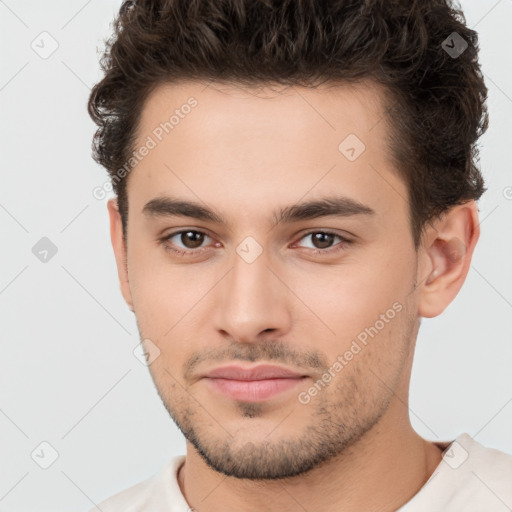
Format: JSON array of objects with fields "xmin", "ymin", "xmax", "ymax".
[{"xmin": 90, "ymin": 433, "xmax": 512, "ymax": 511}]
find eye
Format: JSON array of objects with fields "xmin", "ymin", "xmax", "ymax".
[
  {"xmin": 294, "ymin": 230, "xmax": 352, "ymax": 255},
  {"xmin": 159, "ymin": 230, "xmax": 215, "ymax": 257}
]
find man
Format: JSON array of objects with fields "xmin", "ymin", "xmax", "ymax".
[{"xmin": 87, "ymin": 0, "xmax": 511, "ymax": 510}]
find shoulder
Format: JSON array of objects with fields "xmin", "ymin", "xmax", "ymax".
[
  {"xmin": 435, "ymin": 433, "xmax": 512, "ymax": 510},
  {"xmin": 399, "ymin": 434, "xmax": 512, "ymax": 512},
  {"xmin": 88, "ymin": 455, "xmax": 186, "ymax": 512},
  {"xmin": 455, "ymin": 433, "xmax": 512, "ymax": 500}
]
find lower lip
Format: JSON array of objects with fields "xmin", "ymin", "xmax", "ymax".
[{"xmin": 204, "ymin": 377, "xmax": 306, "ymax": 402}]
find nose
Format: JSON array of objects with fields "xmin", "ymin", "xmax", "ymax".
[{"xmin": 212, "ymin": 246, "xmax": 292, "ymax": 344}]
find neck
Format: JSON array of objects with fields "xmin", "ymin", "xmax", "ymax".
[{"xmin": 177, "ymin": 399, "xmax": 444, "ymax": 512}]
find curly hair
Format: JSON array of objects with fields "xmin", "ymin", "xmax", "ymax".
[{"xmin": 88, "ymin": 0, "xmax": 488, "ymax": 248}]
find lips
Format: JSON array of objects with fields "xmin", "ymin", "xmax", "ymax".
[
  {"xmin": 203, "ymin": 364, "xmax": 306, "ymax": 380},
  {"xmin": 202, "ymin": 364, "xmax": 308, "ymax": 402}
]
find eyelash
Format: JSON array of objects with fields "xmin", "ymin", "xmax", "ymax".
[{"xmin": 158, "ymin": 229, "xmax": 352, "ymax": 258}]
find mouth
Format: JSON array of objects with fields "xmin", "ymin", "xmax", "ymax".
[{"xmin": 201, "ymin": 364, "xmax": 309, "ymax": 402}]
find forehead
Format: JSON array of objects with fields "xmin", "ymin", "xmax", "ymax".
[
  {"xmin": 137, "ymin": 79, "xmax": 389, "ymax": 144},
  {"xmin": 127, "ymin": 79, "xmax": 407, "ymax": 228}
]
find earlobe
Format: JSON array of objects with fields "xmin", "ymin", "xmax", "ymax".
[
  {"xmin": 107, "ymin": 198, "xmax": 135, "ymax": 312},
  {"xmin": 417, "ymin": 201, "xmax": 480, "ymax": 318}
]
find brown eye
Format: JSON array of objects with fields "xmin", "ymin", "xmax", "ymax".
[
  {"xmin": 295, "ymin": 230, "xmax": 352, "ymax": 255},
  {"xmin": 178, "ymin": 230, "xmax": 205, "ymax": 249},
  {"xmin": 160, "ymin": 230, "xmax": 213, "ymax": 255},
  {"xmin": 310, "ymin": 232, "xmax": 336, "ymax": 249}
]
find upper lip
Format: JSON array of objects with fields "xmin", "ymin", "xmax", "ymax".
[{"xmin": 203, "ymin": 364, "xmax": 306, "ymax": 381}]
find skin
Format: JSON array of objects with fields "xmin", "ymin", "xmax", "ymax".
[{"xmin": 107, "ymin": 80, "xmax": 480, "ymax": 512}]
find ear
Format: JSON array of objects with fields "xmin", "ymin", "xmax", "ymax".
[
  {"xmin": 417, "ymin": 200, "xmax": 480, "ymax": 318},
  {"xmin": 107, "ymin": 198, "xmax": 135, "ymax": 313}
]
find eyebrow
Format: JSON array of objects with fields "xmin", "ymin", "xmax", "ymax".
[{"xmin": 142, "ymin": 195, "xmax": 375, "ymax": 228}]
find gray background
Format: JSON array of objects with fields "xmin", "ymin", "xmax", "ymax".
[{"xmin": 1, "ymin": 1, "xmax": 511, "ymax": 510}]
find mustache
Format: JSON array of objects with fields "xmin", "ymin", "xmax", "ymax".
[{"xmin": 183, "ymin": 339, "xmax": 329, "ymax": 380}]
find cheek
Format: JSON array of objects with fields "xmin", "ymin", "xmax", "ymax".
[
  {"xmin": 128, "ymin": 245, "xmax": 209, "ymax": 322},
  {"xmin": 128, "ymin": 253, "xmax": 217, "ymax": 373},
  {"xmin": 288, "ymin": 254, "xmax": 412, "ymax": 345}
]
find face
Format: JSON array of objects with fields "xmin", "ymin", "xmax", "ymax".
[{"xmin": 110, "ymin": 80, "xmax": 423, "ymax": 479}]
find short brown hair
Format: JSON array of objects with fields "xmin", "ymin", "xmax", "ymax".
[{"xmin": 88, "ymin": 0, "xmax": 488, "ymax": 248}]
